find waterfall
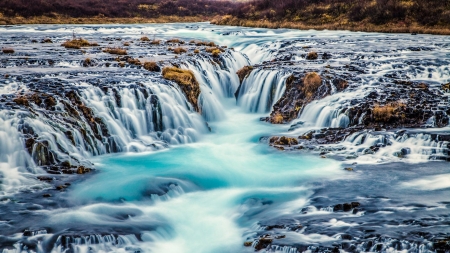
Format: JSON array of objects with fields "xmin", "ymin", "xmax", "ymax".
[
  {"xmin": 236, "ymin": 69, "xmax": 291, "ymax": 113},
  {"xmin": 342, "ymin": 131, "xmax": 450, "ymax": 163},
  {"xmin": 0, "ymin": 78, "xmax": 208, "ymax": 195},
  {"xmin": 297, "ymin": 90, "xmax": 368, "ymax": 128},
  {"xmin": 0, "ymin": 111, "xmax": 45, "ymax": 194},
  {"xmin": 184, "ymin": 50, "xmax": 250, "ymax": 121}
]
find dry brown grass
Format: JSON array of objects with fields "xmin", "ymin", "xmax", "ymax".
[
  {"xmin": 162, "ymin": 66, "xmax": 200, "ymax": 112},
  {"xmin": 62, "ymin": 38, "xmax": 98, "ymax": 49},
  {"xmin": 303, "ymin": 72, "xmax": 322, "ymax": 99},
  {"xmin": 306, "ymin": 51, "xmax": 318, "ymax": 60},
  {"xmin": 0, "ymin": 15, "xmax": 207, "ymax": 26},
  {"xmin": 205, "ymin": 47, "xmax": 224, "ymax": 56},
  {"xmin": 2, "ymin": 48, "xmax": 15, "ymax": 54},
  {"xmin": 167, "ymin": 38, "xmax": 184, "ymax": 44},
  {"xmin": 103, "ymin": 47, "xmax": 127, "ymax": 55},
  {"xmin": 194, "ymin": 49, "xmax": 200, "ymax": 54},
  {"xmin": 127, "ymin": 58, "xmax": 141, "ymax": 65},
  {"xmin": 140, "ymin": 36, "xmax": 150, "ymax": 41},
  {"xmin": 151, "ymin": 40, "xmax": 161, "ymax": 45},
  {"xmin": 270, "ymin": 112, "xmax": 284, "ymax": 124},
  {"xmin": 442, "ymin": 83, "xmax": 450, "ymax": 92},
  {"xmin": 82, "ymin": 58, "xmax": 92, "ymax": 67},
  {"xmin": 211, "ymin": 16, "xmax": 450, "ymax": 36},
  {"xmin": 143, "ymin": 61, "xmax": 160, "ymax": 72},
  {"xmin": 123, "ymin": 42, "xmax": 130, "ymax": 46},
  {"xmin": 372, "ymin": 102, "xmax": 405, "ymax": 122},
  {"xmin": 173, "ymin": 47, "xmax": 187, "ymax": 54},
  {"xmin": 195, "ymin": 41, "xmax": 207, "ymax": 46},
  {"xmin": 236, "ymin": 66, "xmax": 254, "ymax": 83}
]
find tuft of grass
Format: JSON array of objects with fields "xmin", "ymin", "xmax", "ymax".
[
  {"xmin": 151, "ymin": 40, "xmax": 161, "ymax": 45},
  {"xmin": 42, "ymin": 38, "xmax": 53, "ymax": 43},
  {"xmin": 143, "ymin": 61, "xmax": 160, "ymax": 72},
  {"xmin": 211, "ymin": 49, "xmax": 222, "ymax": 57},
  {"xmin": 372, "ymin": 102, "xmax": 405, "ymax": 123},
  {"xmin": 195, "ymin": 41, "xmax": 207, "ymax": 46},
  {"xmin": 2, "ymin": 48, "xmax": 15, "ymax": 54},
  {"xmin": 173, "ymin": 47, "xmax": 187, "ymax": 54},
  {"xmin": 127, "ymin": 58, "xmax": 141, "ymax": 65},
  {"xmin": 270, "ymin": 112, "xmax": 284, "ymax": 124},
  {"xmin": 62, "ymin": 38, "xmax": 98, "ymax": 49},
  {"xmin": 167, "ymin": 38, "xmax": 184, "ymax": 44},
  {"xmin": 83, "ymin": 58, "xmax": 92, "ymax": 67},
  {"xmin": 302, "ymin": 72, "xmax": 322, "ymax": 99},
  {"xmin": 194, "ymin": 49, "xmax": 200, "ymax": 54},
  {"xmin": 236, "ymin": 66, "xmax": 254, "ymax": 83},
  {"xmin": 442, "ymin": 83, "xmax": 450, "ymax": 92},
  {"xmin": 140, "ymin": 36, "xmax": 150, "ymax": 41},
  {"xmin": 205, "ymin": 47, "xmax": 224, "ymax": 56},
  {"xmin": 162, "ymin": 66, "xmax": 200, "ymax": 112},
  {"xmin": 103, "ymin": 47, "xmax": 127, "ymax": 55},
  {"xmin": 306, "ymin": 51, "xmax": 318, "ymax": 60},
  {"xmin": 123, "ymin": 42, "xmax": 130, "ymax": 46}
]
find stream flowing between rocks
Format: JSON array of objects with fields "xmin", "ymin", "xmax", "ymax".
[{"xmin": 0, "ymin": 23, "xmax": 449, "ymax": 253}]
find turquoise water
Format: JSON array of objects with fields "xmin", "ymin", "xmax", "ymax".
[{"xmin": 61, "ymin": 99, "xmax": 343, "ymax": 252}]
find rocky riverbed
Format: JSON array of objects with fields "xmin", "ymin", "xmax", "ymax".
[{"xmin": 0, "ymin": 24, "xmax": 449, "ymax": 253}]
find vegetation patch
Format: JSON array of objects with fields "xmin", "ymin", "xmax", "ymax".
[
  {"xmin": 306, "ymin": 51, "xmax": 318, "ymax": 60},
  {"xmin": 143, "ymin": 61, "xmax": 160, "ymax": 72},
  {"xmin": 372, "ymin": 102, "xmax": 405, "ymax": 123},
  {"xmin": 151, "ymin": 40, "xmax": 161, "ymax": 45},
  {"xmin": 2, "ymin": 48, "xmax": 15, "ymax": 54},
  {"xmin": 236, "ymin": 66, "xmax": 254, "ymax": 84},
  {"xmin": 302, "ymin": 72, "xmax": 322, "ymax": 99},
  {"xmin": 167, "ymin": 38, "xmax": 184, "ymax": 44},
  {"xmin": 162, "ymin": 66, "xmax": 201, "ymax": 112},
  {"xmin": 62, "ymin": 38, "xmax": 98, "ymax": 49},
  {"xmin": 103, "ymin": 47, "xmax": 127, "ymax": 55},
  {"xmin": 173, "ymin": 47, "xmax": 187, "ymax": 54}
]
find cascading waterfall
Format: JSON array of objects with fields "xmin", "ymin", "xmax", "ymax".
[
  {"xmin": 0, "ymin": 78, "xmax": 209, "ymax": 195},
  {"xmin": 183, "ymin": 50, "xmax": 250, "ymax": 121},
  {"xmin": 1, "ymin": 23, "xmax": 450, "ymax": 253},
  {"xmin": 296, "ymin": 89, "xmax": 369, "ymax": 129},
  {"xmin": 236, "ymin": 69, "xmax": 291, "ymax": 113},
  {"xmin": 342, "ymin": 131, "xmax": 450, "ymax": 163},
  {"xmin": 0, "ymin": 111, "xmax": 44, "ymax": 194}
]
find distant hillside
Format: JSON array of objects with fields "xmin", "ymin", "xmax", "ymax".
[
  {"xmin": 0, "ymin": 0, "xmax": 235, "ymax": 24},
  {"xmin": 212, "ymin": 0, "xmax": 450, "ymax": 34},
  {"xmin": 1, "ymin": 0, "xmax": 449, "ymax": 34}
]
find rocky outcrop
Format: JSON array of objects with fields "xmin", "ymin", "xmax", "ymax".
[{"xmin": 162, "ymin": 66, "xmax": 201, "ymax": 112}]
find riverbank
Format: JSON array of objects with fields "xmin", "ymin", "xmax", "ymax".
[
  {"xmin": 2, "ymin": 15, "xmax": 449, "ymax": 36},
  {"xmin": 211, "ymin": 16, "xmax": 450, "ymax": 35},
  {"xmin": 0, "ymin": 15, "xmax": 207, "ymax": 25}
]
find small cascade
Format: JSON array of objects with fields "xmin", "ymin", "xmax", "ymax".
[
  {"xmin": 342, "ymin": 131, "xmax": 450, "ymax": 163},
  {"xmin": 0, "ymin": 78, "xmax": 208, "ymax": 194},
  {"xmin": 0, "ymin": 111, "xmax": 44, "ymax": 194},
  {"xmin": 236, "ymin": 69, "xmax": 291, "ymax": 113},
  {"xmin": 184, "ymin": 50, "xmax": 249, "ymax": 121},
  {"xmin": 297, "ymin": 90, "xmax": 367, "ymax": 128}
]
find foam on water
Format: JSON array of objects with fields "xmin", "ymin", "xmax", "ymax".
[{"xmin": 0, "ymin": 23, "xmax": 449, "ymax": 253}]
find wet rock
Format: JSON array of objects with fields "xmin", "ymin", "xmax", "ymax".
[
  {"xmin": 254, "ymin": 236, "xmax": 273, "ymax": 251},
  {"xmin": 76, "ymin": 166, "xmax": 91, "ymax": 174}
]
